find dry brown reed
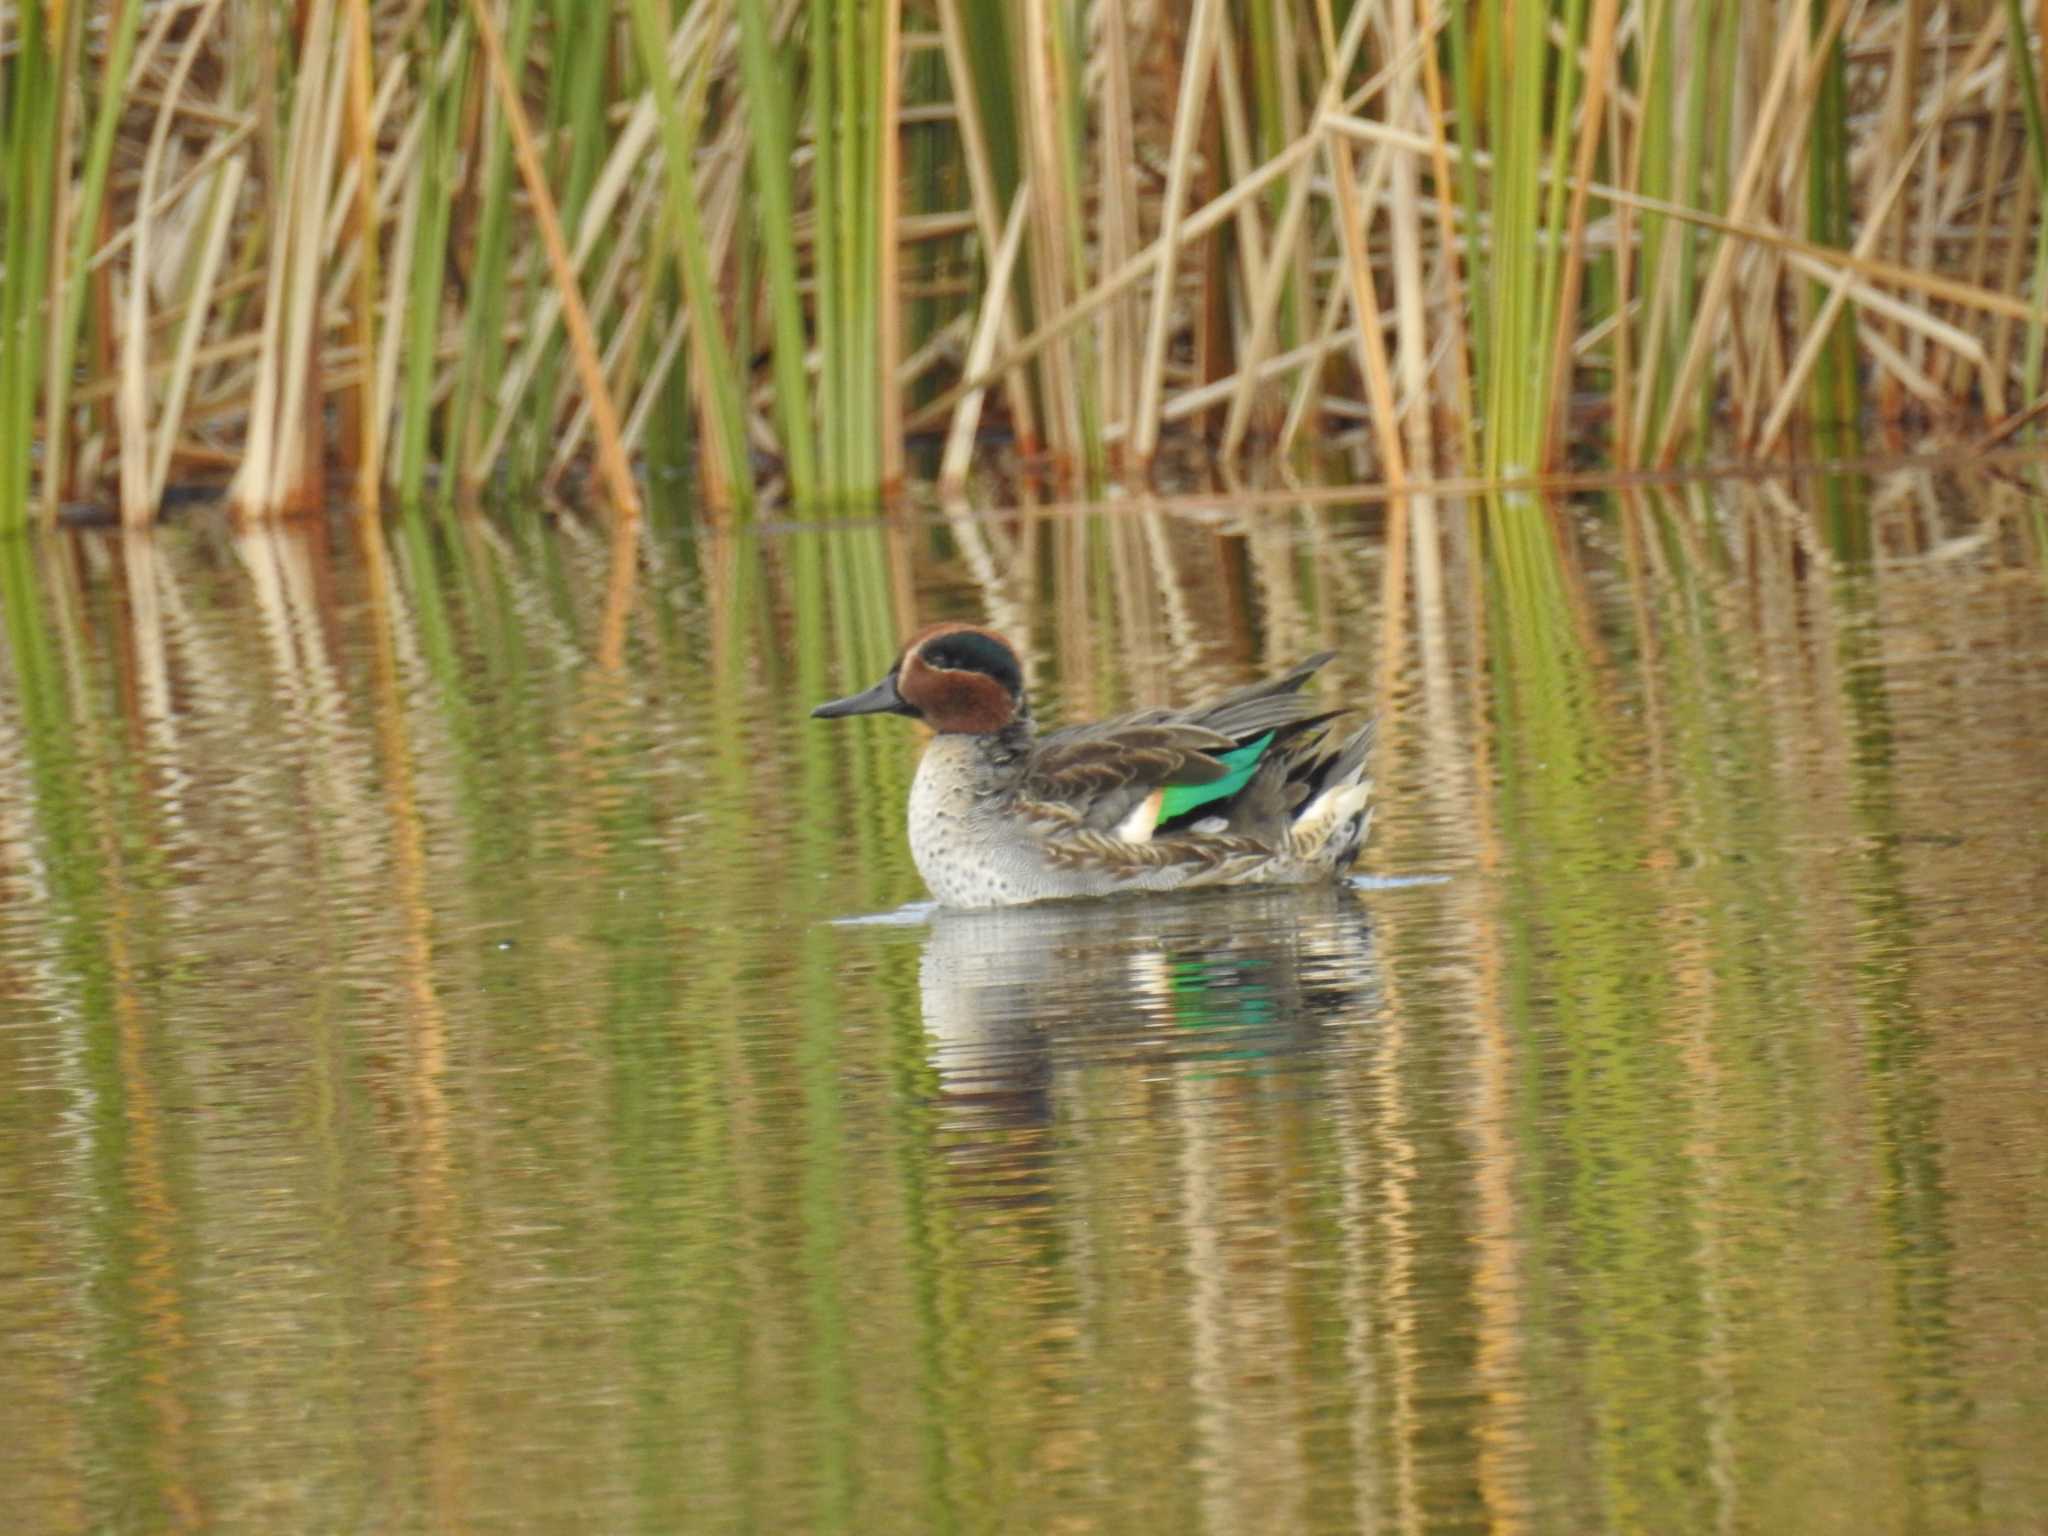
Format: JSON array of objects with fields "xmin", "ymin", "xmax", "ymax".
[{"xmin": 0, "ymin": 0, "xmax": 2043, "ymax": 532}]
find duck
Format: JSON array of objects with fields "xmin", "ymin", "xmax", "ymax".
[{"xmin": 811, "ymin": 623, "xmax": 1375, "ymax": 910}]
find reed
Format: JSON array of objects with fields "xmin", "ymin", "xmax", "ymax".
[
  {"xmin": 0, "ymin": 1, "xmax": 2044, "ymax": 531},
  {"xmin": 2005, "ymin": 0, "xmax": 2048, "ymax": 407},
  {"xmin": 0, "ymin": 0, "xmax": 60, "ymax": 536}
]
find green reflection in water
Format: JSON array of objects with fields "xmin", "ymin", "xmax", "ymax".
[
  {"xmin": 1485, "ymin": 493, "xmax": 1713, "ymax": 1531},
  {"xmin": 1833, "ymin": 558, "xmax": 1978, "ymax": 1532}
]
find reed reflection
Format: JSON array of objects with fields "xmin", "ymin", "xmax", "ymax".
[{"xmin": 0, "ymin": 466, "xmax": 2044, "ymax": 1533}]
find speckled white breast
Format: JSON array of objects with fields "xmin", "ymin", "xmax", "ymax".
[
  {"xmin": 905, "ymin": 735, "xmax": 1186, "ymax": 909},
  {"xmin": 906, "ymin": 735, "xmax": 1047, "ymax": 908}
]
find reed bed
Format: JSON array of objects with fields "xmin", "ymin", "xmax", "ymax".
[{"xmin": 1, "ymin": 0, "xmax": 2044, "ymax": 532}]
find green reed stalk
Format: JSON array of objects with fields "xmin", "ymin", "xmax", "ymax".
[
  {"xmin": 1243, "ymin": 3, "xmax": 1283, "ymax": 207},
  {"xmin": 550, "ymin": 0, "xmax": 613, "ymax": 234},
  {"xmin": 628, "ymin": 0, "xmax": 753, "ymax": 513},
  {"xmin": 0, "ymin": 1, "xmax": 60, "ymax": 534},
  {"xmin": 1806, "ymin": 0, "xmax": 1861, "ymax": 455},
  {"xmin": 840, "ymin": 0, "xmax": 879, "ymax": 496},
  {"xmin": 509, "ymin": 0, "xmax": 615, "ymax": 485},
  {"xmin": 40, "ymin": 0, "xmax": 144, "ymax": 523},
  {"xmin": 2003, "ymin": 0, "xmax": 2048, "ymax": 407},
  {"xmin": 808, "ymin": 0, "xmax": 845, "ymax": 489},
  {"xmin": 903, "ymin": 42, "xmax": 954, "ymax": 416},
  {"xmin": 1263, "ymin": 2, "xmax": 1313, "ymax": 355},
  {"xmin": 1680, "ymin": 0, "xmax": 1728, "ymax": 443},
  {"xmin": 860, "ymin": 0, "xmax": 890, "ymax": 493},
  {"xmin": 955, "ymin": 0, "xmax": 1022, "ymax": 206},
  {"xmin": 828, "ymin": 0, "xmax": 864, "ymax": 493},
  {"xmin": 804, "ymin": 0, "xmax": 896, "ymax": 500},
  {"xmin": 398, "ymin": 6, "xmax": 471, "ymax": 505},
  {"xmin": 831, "ymin": 0, "xmax": 858, "ymax": 492},
  {"xmin": 1485, "ymin": 0, "xmax": 1553, "ymax": 474},
  {"xmin": 449, "ymin": 0, "xmax": 542, "ymax": 498},
  {"xmin": 1051, "ymin": 1, "xmax": 1104, "ymax": 479},
  {"xmin": 2025, "ymin": 224, "xmax": 2048, "ymax": 426},
  {"xmin": 1631, "ymin": 0, "xmax": 1675, "ymax": 439},
  {"xmin": 1531, "ymin": 0, "xmax": 1588, "ymax": 389},
  {"xmin": 1241, "ymin": 0, "xmax": 1295, "ymax": 346},
  {"xmin": 737, "ymin": 0, "xmax": 818, "ymax": 502},
  {"xmin": 1446, "ymin": 6, "xmax": 1490, "ymax": 429}
]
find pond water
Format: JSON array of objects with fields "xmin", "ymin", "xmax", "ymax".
[{"xmin": 2, "ymin": 471, "xmax": 2045, "ymax": 1533}]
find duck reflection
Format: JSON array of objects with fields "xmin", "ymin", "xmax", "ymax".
[
  {"xmin": 908, "ymin": 885, "xmax": 1387, "ymax": 1528},
  {"xmin": 916, "ymin": 884, "xmax": 1380, "ymax": 1152}
]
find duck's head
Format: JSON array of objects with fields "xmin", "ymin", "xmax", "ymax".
[{"xmin": 811, "ymin": 623, "xmax": 1027, "ymax": 734}]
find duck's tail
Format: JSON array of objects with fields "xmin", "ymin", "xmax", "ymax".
[{"xmin": 1285, "ymin": 719, "xmax": 1376, "ymax": 871}]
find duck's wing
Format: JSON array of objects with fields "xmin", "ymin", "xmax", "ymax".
[
  {"xmin": 1017, "ymin": 715, "xmax": 1243, "ymax": 835},
  {"xmin": 1177, "ymin": 651, "xmax": 1336, "ymax": 738},
  {"xmin": 1017, "ymin": 655, "xmax": 1341, "ymax": 840}
]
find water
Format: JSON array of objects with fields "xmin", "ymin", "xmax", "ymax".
[{"xmin": 2, "ymin": 474, "xmax": 2045, "ymax": 1533}]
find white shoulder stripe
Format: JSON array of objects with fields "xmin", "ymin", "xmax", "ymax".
[{"xmin": 1113, "ymin": 788, "xmax": 1164, "ymax": 843}]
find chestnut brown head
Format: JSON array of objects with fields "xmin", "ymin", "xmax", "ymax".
[{"xmin": 810, "ymin": 624, "xmax": 1027, "ymax": 735}]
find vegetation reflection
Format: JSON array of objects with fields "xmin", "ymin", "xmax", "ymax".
[{"xmin": 0, "ymin": 472, "xmax": 2044, "ymax": 1530}]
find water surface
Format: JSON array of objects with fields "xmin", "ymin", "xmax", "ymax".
[{"xmin": 2, "ymin": 473, "xmax": 2045, "ymax": 1533}]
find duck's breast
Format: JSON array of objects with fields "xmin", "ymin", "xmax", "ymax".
[{"xmin": 907, "ymin": 736, "xmax": 1098, "ymax": 908}]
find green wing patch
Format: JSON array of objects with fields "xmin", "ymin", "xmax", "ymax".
[{"xmin": 1157, "ymin": 732, "xmax": 1273, "ymax": 822}]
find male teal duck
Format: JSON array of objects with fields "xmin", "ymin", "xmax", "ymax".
[{"xmin": 811, "ymin": 623, "xmax": 1375, "ymax": 910}]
